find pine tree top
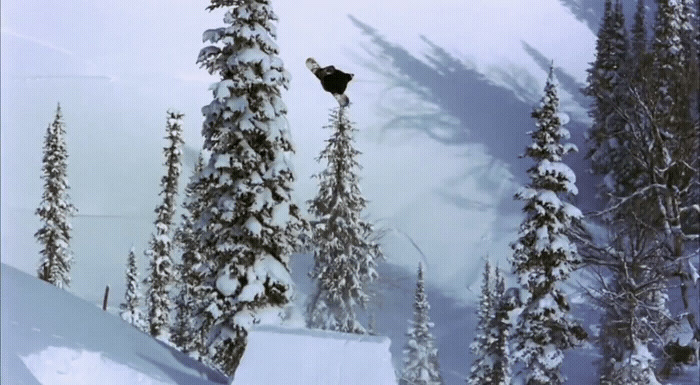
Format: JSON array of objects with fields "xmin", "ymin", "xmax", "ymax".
[
  {"xmin": 523, "ymin": 68, "xmax": 579, "ymax": 195},
  {"xmin": 413, "ymin": 263, "xmax": 429, "ymax": 314},
  {"xmin": 477, "ymin": 260, "xmax": 492, "ymax": 320},
  {"xmin": 632, "ymin": 0, "xmax": 648, "ymax": 58}
]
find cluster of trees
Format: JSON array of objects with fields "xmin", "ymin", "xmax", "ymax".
[
  {"xmin": 583, "ymin": 0, "xmax": 699, "ymax": 382},
  {"xmin": 469, "ymin": 1, "xmax": 699, "ymax": 384},
  {"xmin": 33, "ymin": 0, "xmax": 697, "ymax": 383},
  {"xmin": 470, "ymin": 66, "xmax": 586, "ymax": 385},
  {"xmin": 34, "ymin": 0, "xmax": 391, "ymax": 379}
]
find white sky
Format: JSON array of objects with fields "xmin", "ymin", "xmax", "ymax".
[{"xmin": 1, "ymin": 0, "xmax": 596, "ymax": 304}]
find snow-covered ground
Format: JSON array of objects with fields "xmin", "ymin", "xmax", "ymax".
[
  {"xmin": 1, "ymin": 263, "xmax": 399, "ymax": 385},
  {"xmin": 4, "ymin": 258, "xmax": 697, "ymax": 384},
  {"xmin": 1, "ymin": 263, "xmax": 227, "ymax": 385}
]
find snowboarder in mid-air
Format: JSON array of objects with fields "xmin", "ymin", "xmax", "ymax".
[{"xmin": 306, "ymin": 58, "xmax": 354, "ymax": 107}]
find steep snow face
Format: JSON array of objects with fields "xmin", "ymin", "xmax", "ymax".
[
  {"xmin": 231, "ymin": 325, "xmax": 396, "ymax": 385},
  {"xmin": 0, "ymin": 263, "xmax": 227, "ymax": 385}
]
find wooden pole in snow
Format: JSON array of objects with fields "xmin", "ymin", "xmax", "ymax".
[{"xmin": 102, "ymin": 285, "xmax": 109, "ymax": 311}]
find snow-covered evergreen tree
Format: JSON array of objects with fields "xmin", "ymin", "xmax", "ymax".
[
  {"xmin": 631, "ymin": 0, "xmax": 648, "ymax": 63},
  {"xmin": 578, "ymin": 4, "xmax": 688, "ymax": 381},
  {"xmin": 577, "ymin": 3, "xmax": 699, "ymax": 376},
  {"xmin": 306, "ymin": 107, "xmax": 381, "ymax": 334},
  {"xmin": 172, "ymin": 154, "xmax": 207, "ymax": 354},
  {"xmin": 490, "ymin": 267, "xmax": 511, "ymax": 385},
  {"xmin": 590, "ymin": 226, "xmax": 670, "ymax": 385},
  {"xmin": 653, "ymin": 0, "xmax": 694, "ymax": 145},
  {"xmin": 146, "ymin": 110, "xmax": 184, "ymax": 338},
  {"xmin": 679, "ymin": 0, "xmax": 699, "ymax": 114},
  {"xmin": 694, "ymin": 0, "xmax": 700, "ymax": 119},
  {"xmin": 469, "ymin": 262, "xmax": 511, "ymax": 385},
  {"xmin": 468, "ymin": 260, "xmax": 494, "ymax": 385},
  {"xmin": 195, "ymin": 0, "xmax": 305, "ymax": 375},
  {"xmin": 510, "ymin": 67, "xmax": 586, "ymax": 385},
  {"xmin": 36, "ymin": 103, "xmax": 76, "ymax": 288},
  {"xmin": 585, "ymin": 0, "xmax": 616, "ymax": 168},
  {"xmin": 649, "ymin": 0, "xmax": 700, "ymax": 342},
  {"xmin": 120, "ymin": 247, "xmax": 147, "ymax": 331},
  {"xmin": 629, "ymin": 0, "xmax": 655, "ymax": 94},
  {"xmin": 401, "ymin": 263, "xmax": 443, "ymax": 385},
  {"xmin": 586, "ymin": 1, "xmax": 637, "ymax": 199}
]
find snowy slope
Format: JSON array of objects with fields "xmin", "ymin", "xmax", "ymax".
[
  {"xmin": 233, "ymin": 325, "xmax": 396, "ymax": 384},
  {"xmin": 0, "ymin": 263, "xmax": 228, "ymax": 385}
]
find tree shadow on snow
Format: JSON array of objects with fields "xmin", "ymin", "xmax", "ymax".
[{"xmin": 347, "ymin": 15, "xmax": 599, "ymax": 213}]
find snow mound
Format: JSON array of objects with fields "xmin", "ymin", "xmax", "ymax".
[
  {"xmin": 0, "ymin": 263, "xmax": 227, "ymax": 385},
  {"xmin": 231, "ymin": 325, "xmax": 397, "ymax": 385}
]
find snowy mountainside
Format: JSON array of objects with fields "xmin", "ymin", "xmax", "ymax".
[{"xmin": 0, "ymin": 263, "xmax": 227, "ymax": 385}]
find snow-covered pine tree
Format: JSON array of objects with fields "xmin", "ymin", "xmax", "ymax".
[
  {"xmin": 401, "ymin": 263, "xmax": 443, "ymax": 385},
  {"xmin": 468, "ymin": 260, "xmax": 494, "ymax": 385},
  {"xmin": 585, "ymin": 0, "xmax": 616, "ymax": 169},
  {"xmin": 695, "ymin": 0, "xmax": 700, "ymax": 119},
  {"xmin": 171, "ymin": 154, "xmax": 207, "ymax": 354},
  {"xmin": 629, "ymin": 0, "xmax": 656, "ymax": 96},
  {"xmin": 146, "ymin": 110, "xmax": 184, "ymax": 338},
  {"xmin": 631, "ymin": 0, "xmax": 648, "ymax": 63},
  {"xmin": 36, "ymin": 103, "xmax": 76, "ymax": 288},
  {"xmin": 510, "ymin": 67, "xmax": 586, "ymax": 385},
  {"xmin": 653, "ymin": 0, "xmax": 694, "ymax": 151},
  {"xmin": 120, "ymin": 247, "xmax": 147, "ymax": 331},
  {"xmin": 585, "ymin": 1, "xmax": 637, "ymax": 200},
  {"xmin": 649, "ymin": 0, "xmax": 700, "ymax": 343},
  {"xmin": 679, "ymin": 0, "xmax": 699, "ymax": 122},
  {"xmin": 578, "ymin": 1, "xmax": 699, "ymax": 378},
  {"xmin": 469, "ymin": 262, "xmax": 511, "ymax": 385},
  {"xmin": 195, "ymin": 0, "xmax": 306, "ymax": 375},
  {"xmin": 306, "ymin": 107, "xmax": 382, "ymax": 334},
  {"xmin": 490, "ymin": 266, "xmax": 511, "ymax": 385}
]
